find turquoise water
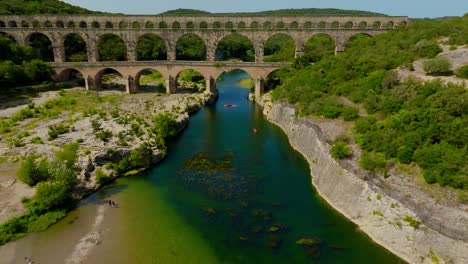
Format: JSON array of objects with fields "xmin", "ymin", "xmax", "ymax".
[
  {"xmin": 108, "ymin": 70, "xmax": 403, "ymax": 263},
  {"xmin": 5, "ymin": 70, "xmax": 404, "ymax": 263}
]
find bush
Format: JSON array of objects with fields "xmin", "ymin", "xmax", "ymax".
[
  {"xmin": 23, "ymin": 59, "xmax": 54, "ymax": 83},
  {"xmin": 455, "ymin": 65, "xmax": 468, "ymax": 79},
  {"xmin": 341, "ymin": 107, "xmax": 360, "ymax": 121},
  {"xmin": 54, "ymin": 143, "xmax": 79, "ymax": 169},
  {"xmin": 331, "ymin": 143, "xmax": 352, "ymax": 159},
  {"xmin": 26, "ymin": 181, "xmax": 70, "ymax": 215},
  {"xmin": 17, "ymin": 156, "xmax": 38, "ymax": 186},
  {"xmin": 17, "ymin": 156, "xmax": 51, "ymax": 186},
  {"xmin": 154, "ymin": 114, "xmax": 179, "ymax": 138},
  {"xmin": 414, "ymin": 39, "xmax": 442, "ymax": 58},
  {"xmin": 48, "ymin": 123, "xmax": 70, "ymax": 140},
  {"xmin": 96, "ymin": 130, "xmax": 113, "ymax": 142},
  {"xmin": 95, "ymin": 169, "xmax": 110, "ymax": 184},
  {"xmin": 423, "ymin": 57, "xmax": 452, "ymax": 75},
  {"xmin": 114, "ymin": 144, "xmax": 153, "ymax": 175},
  {"xmin": 360, "ymin": 151, "xmax": 387, "ymax": 172}
]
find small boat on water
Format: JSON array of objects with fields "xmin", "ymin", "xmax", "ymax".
[{"xmin": 224, "ymin": 104, "xmax": 237, "ymax": 108}]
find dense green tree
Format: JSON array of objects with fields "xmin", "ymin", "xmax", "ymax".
[
  {"xmin": 303, "ymin": 34, "xmax": 335, "ymax": 62},
  {"xmin": 456, "ymin": 65, "xmax": 468, "ymax": 79},
  {"xmin": 137, "ymin": 34, "xmax": 167, "ymax": 61},
  {"xmin": 0, "ymin": 0, "xmax": 103, "ymax": 15},
  {"xmin": 97, "ymin": 34, "xmax": 127, "ymax": 61},
  {"xmin": 269, "ymin": 16, "xmax": 468, "ymax": 189},
  {"xmin": 0, "ymin": 61, "xmax": 26, "ymax": 86},
  {"xmin": 64, "ymin": 34, "xmax": 87, "ymax": 62},
  {"xmin": 423, "ymin": 57, "xmax": 453, "ymax": 75},
  {"xmin": 0, "ymin": 35, "xmax": 35, "ymax": 64},
  {"xmin": 264, "ymin": 34, "xmax": 295, "ymax": 62},
  {"xmin": 23, "ymin": 59, "xmax": 54, "ymax": 83},
  {"xmin": 216, "ymin": 34, "xmax": 254, "ymax": 62},
  {"xmin": 176, "ymin": 34, "xmax": 206, "ymax": 60}
]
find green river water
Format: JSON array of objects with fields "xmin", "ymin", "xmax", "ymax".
[{"xmin": 2, "ymin": 70, "xmax": 405, "ymax": 264}]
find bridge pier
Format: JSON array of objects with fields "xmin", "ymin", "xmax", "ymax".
[
  {"xmin": 126, "ymin": 76, "xmax": 138, "ymax": 94},
  {"xmin": 127, "ymin": 41, "xmax": 137, "ymax": 61},
  {"xmin": 165, "ymin": 75, "xmax": 177, "ymax": 94},
  {"xmin": 254, "ymin": 76, "xmax": 264, "ymax": 101},
  {"xmin": 255, "ymin": 45, "xmax": 264, "ymax": 63},
  {"xmin": 205, "ymin": 76, "xmax": 217, "ymax": 93},
  {"xmin": 167, "ymin": 50, "xmax": 176, "ymax": 61},
  {"xmin": 85, "ymin": 76, "xmax": 96, "ymax": 91},
  {"xmin": 53, "ymin": 45, "xmax": 65, "ymax": 63}
]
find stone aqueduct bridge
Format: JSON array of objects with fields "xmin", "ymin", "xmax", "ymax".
[{"xmin": 0, "ymin": 15, "xmax": 409, "ymax": 97}]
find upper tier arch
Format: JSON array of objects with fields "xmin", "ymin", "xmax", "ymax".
[{"xmin": 0, "ymin": 15, "xmax": 408, "ymax": 63}]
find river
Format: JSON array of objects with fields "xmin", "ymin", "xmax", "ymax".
[{"xmin": 1, "ymin": 70, "xmax": 404, "ymax": 263}]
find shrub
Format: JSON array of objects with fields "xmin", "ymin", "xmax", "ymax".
[
  {"xmin": 154, "ymin": 114, "xmax": 179, "ymax": 138},
  {"xmin": 360, "ymin": 151, "xmax": 387, "ymax": 172},
  {"xmin": 403, "ymin": 216, "xmax": 420, "ymax": 229},
  {"xmin": 423, "ymin": 57, "xmax": 452, "ymax": 75},
  {"xmin": 455, "ymin": 65, "xmax": 468, "ymax": 79},
  {"xmin": 23, "ymin": 59, "xmax": 54, "ymax": 83},
  {"xmin": 91, "ymin": 119, "xmax": 101, "ymax": 132},
  {"xmin": 341, "ymin": 107, "xmax": 359, "ymax": 121},
  {"xmin": 17, "ymin": 156, "xmax": 51, "ymax": 186},
  {"xmin": 114, "ymin": 144, "xmax": 152, "ymax": 175},
  {"xmin": 331, "ymin": 142, "xmax": 352, "ymax": 160},
  {"xmin": 26, "ymin": 181, "xmax": 69, "ymax": 215},
  {"xmin": 11, "ymin": 107, "xmax": 34, "ymax": 122},
  {"xmin": 96, "ymin": 130, "xmax": 113, "ymax": 142},
  {"xmin": 414, "ymin": 39, "xmax": 442, "ymax": 58},
  {"xmin": 17, "ymin": 156, "xmax": 38, "ymax": 186},
  {"xmin": 54, "ymin": 143, "xmax": 79, "ymax": 169},
  {"xmin": 48, "ymin": 123, "xmax": 70, "ymax": 140},
  {"xmin": 95, "ymin": 169, "xmax": 110, "ymax": 184},
  {"xmin": 30, "ymin": 136, "xmax": 43, "ymax": 144}
]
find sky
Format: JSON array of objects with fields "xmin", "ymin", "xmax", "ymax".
[{"xmin": 62, "ymin": 0, "xmax": 468, "ymax": 18}]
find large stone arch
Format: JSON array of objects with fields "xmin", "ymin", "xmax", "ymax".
[
  {"xmin": 8, "ymin": 21, "xmax": 17, "ymax": 28},
  {"xmin": 0, "ymin": 21, "xmax": 6, "ymax": 28},
  {"xmin": 94, "ymin": 68, "xmax": 127, "ymax": 92},
  {"xmin": 25, "ymin": 32, "xmax": 54, "ymax": 62},
  {"xmin": 97, "ymin": 33, "xmax": 128, "ymax": 61},
  {"xmin": 134, "ymin": 68, "xmax": 166, "ymax": 93},
  {"xmin": 303, "ymin": 33, "xmax": 336, "ymax": 62},
  {"xmin": 136, "ymin": 33, "xmax": 168, "ymax": 61},
  {"xmin": 344, "ymin": 32, "xmax": 374, "ymax": 50},
  {"xmin": 54, "ymin": 68, "xmax": 85, "ymax": 86},
  {"xmin": 175, "ymin": 33, "xmax": 206, "ymax": 61},
  {"xmin": 174, "ymin": 68, "xmax": 207, "ymax": 93},
  {"xmin": 63, "ymin": 33, "xmax": 88, "ymax": 62},
  {"xmin": 215, "ymin": 33, "xmax": 255, "ymax": 62},
  {"xmin": 263, "ymin": 33, "xmax": 296, "ymax": 62}
]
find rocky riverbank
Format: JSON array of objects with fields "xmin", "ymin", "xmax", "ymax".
[
  {"xmin": 0, "ymin": 88, "xmax": 216, "ymax": 223},
  {"xmin": 259, "ymin": 96, "xmax": 468, "ymax": 264}
]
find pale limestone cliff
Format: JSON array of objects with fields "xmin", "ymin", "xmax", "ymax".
[{"xmin": 261, "ymin": 99, "xmax": 468, "ymax": 264}]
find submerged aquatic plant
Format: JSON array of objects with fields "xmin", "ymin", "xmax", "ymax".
[{"xmin": 180, "ymin": 152, "xmax": 259, "ymax": 200}]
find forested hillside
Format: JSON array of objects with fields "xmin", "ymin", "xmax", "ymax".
[
  {"xmin": 0, "ymin": 0, "xmax": 103, "ymax": 15},
  {"xmin": 270, "ymin": 15, "xmax": 468, "ymax": 190},
  {"xmin": 160, "ymin": 8, "xmax": 385, "ymax": 16}
]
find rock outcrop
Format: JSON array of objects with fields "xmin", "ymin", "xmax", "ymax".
[{"xmin": 261, "ymin": 98, "xmax": 468, "ymax": 264}]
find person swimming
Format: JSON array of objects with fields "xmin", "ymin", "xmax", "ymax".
[{"xmin": 253, "ymin": 128, "xmax": 258, "ymax": 134}]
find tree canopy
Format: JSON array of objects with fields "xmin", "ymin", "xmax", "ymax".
[
  {"xmin": 270, "ymin": 15, "xmax": 468, "ymax": 189},
  {"xmin": 0, "ymin": 0, "xmax": 104, "ymax": 15}
]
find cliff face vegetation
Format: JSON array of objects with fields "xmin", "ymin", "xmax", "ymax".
[{"xmin": 269, "ymin": 15, "xmax": 468, "ymax": 190}]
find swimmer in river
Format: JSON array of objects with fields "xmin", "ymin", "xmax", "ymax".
[{"xmin": 253, "ymin": 128, "xmax": 258, "ymax": 134}]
